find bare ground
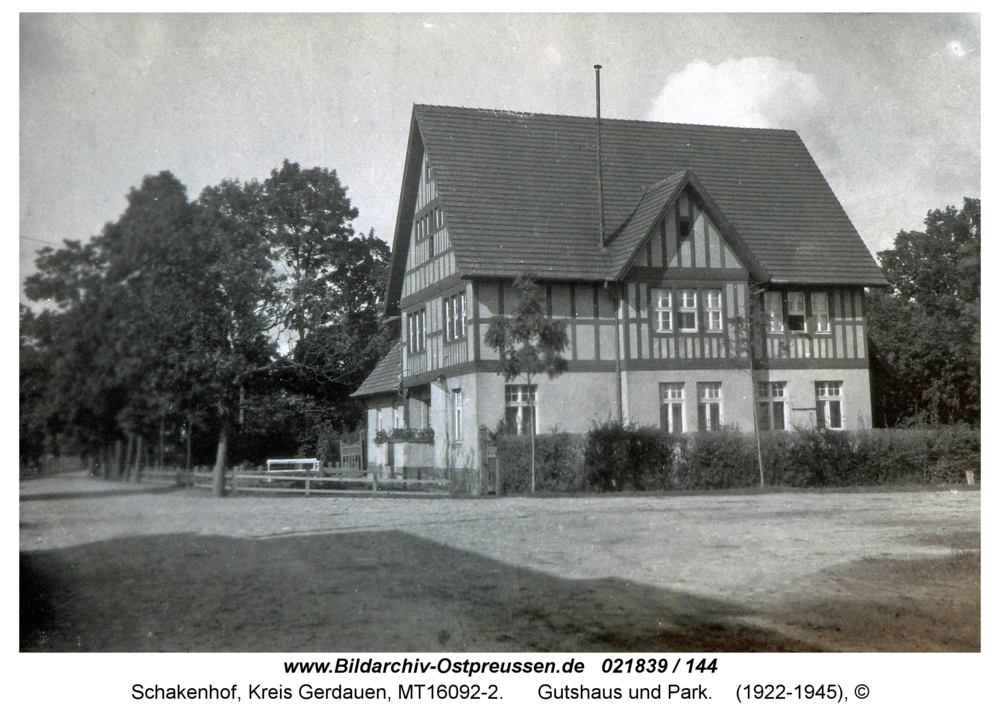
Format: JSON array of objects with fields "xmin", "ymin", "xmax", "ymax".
[{"xmin": 20, "ymin": 474, "xmax": 980, "ymax": 652}]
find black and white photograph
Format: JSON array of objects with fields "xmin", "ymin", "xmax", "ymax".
[{"xmin": 19, "ymin": 9, "xmax": 981, "ymax": 701}]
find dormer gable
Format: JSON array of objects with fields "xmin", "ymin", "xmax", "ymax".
[{"xmin": 608, "ymin": 169, "xmax": 768, "ymax": 282}]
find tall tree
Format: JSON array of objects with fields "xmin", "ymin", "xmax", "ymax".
[
  {"xmin": 485, "ymin": 277, "xmax": 569, "ymax": 492},
  {"xmin": 188, "ymin": 179, "xmax": 281, "ymax": 496},
  {"xmin": 260, "ymin": 161, "xmax": 393, "ymax": 432},
  {"xmin": 867, "ymin": 198, "xmax": 980, "ymax": 425}
]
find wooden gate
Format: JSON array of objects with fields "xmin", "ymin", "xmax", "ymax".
[
  {"xmin": 480, "ymin": 431, "xmax": 500, "ymax": 495},
  {"xmin": 340, "ymin": 437, "xmax": 364, "ymax": 470}
]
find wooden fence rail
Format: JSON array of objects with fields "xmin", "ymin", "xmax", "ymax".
[{"xmin": 140, "ymin": 467, "xmax": 450, "ymax": 496}]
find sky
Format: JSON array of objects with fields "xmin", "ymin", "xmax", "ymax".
[{"xmin": 19, "ymin": 13, "xmax": 981, "ymax": 305}]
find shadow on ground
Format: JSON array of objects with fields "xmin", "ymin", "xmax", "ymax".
[
  {"xmin": 19, "ymin": 485, "xmax": 185, "ymax": 503},
  {"xmin": 21, "ymin": 530, "xmax": 817, "ymax": 652}
]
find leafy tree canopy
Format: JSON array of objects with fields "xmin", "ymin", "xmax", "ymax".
[{"xmin": 868, "ymin": 198, "xmax": 980, "ymax": 426}]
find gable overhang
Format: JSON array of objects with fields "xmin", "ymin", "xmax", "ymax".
[
  {"xmin": 383, "ymin": 111, "xmax": 426, "ymax": 318},
  {"xmin": 611, "ymin": 168, "xmax": 770, "ymax": 284}
]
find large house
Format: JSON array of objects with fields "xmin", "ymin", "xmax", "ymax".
[{"xmin": 353, "ymin": 104, "xmax": 886, "ymax": 491}]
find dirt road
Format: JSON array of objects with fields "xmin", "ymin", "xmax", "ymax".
[{"xmin": 20, "ymin": 475, "xmax": 980, "ymax": 651}]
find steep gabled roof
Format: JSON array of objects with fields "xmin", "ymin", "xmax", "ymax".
[
  {"xmin": 386, "ymin": 105, "xmax": 885, "ymax": 307},
  {"xmin": 351, "ymin": 342, "xmax": 402, "ymax": 398}
]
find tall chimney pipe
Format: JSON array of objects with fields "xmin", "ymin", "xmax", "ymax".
[{"xmin": 595, "ymin": 64, "xmax": 605, "ymax": 249}]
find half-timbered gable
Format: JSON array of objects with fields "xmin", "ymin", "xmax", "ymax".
[{"xmin": 354, "ymin": 104, "xmax": 887, "ymax": 492}]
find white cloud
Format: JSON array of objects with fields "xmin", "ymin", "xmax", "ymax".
[{"xmin": 646, "ymin": 57, "xmax": 825, "ymax": 130}]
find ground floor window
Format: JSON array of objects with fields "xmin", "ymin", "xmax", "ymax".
[
  {"xmin": 757, "ymin": 381, "xmax": 787, "ymax": 431},
  {"xmin": 659, "ymin": 382, "xmax": 685, "ymax": 434},
  {"xmin": 815, "ymin": 381, "xmax": 843, "ymax": 429},
  {"xmin": 505, "ymin": 385, "xmax": 537, "ymax": 435},
  {"xmin": 451, "ymin": 388, "xmax": 463, "ymax": 442},
  {"xmin": 697, "ymin": 382, "xmax": 722, "ymax": 432}
]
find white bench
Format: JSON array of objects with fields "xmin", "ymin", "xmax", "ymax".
[{"xmin": 266, "ymin": 458, "xmax": 320, "ymax": 474}]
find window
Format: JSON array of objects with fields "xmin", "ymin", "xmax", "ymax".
[
  {"xmin": 757, "ymin": 382, "xmax": 787, "ymax": 431},
  {"xmin": 393, "ymin": 401, "xmax": 403, "ymax": 429},
  {"xmin": 704, "ymin": 289, "xmax": 723, "ymax": 332},
  {"xmin": 816, "ymin": 381, "xmax": 843, "ymax": 430},
  {"xmin": 764, "ymin": 291, "xmax": 784, "ymax": 333},
  {"xmin": 444, "ymin": 292, "xmax": 467, "ymax": 342},
  {"xmin": 376, "ymin": 405, "xmax": 384, "ymax": 432},
  {"xmin": 697, "ymin": 382, "xmax": 722, "ymax": 432},
  {"xmin": 811, "ymin": 292, "xmax": 830, "ymax": 333},
  {"xmin": 679, "ymin": 289, "xmax": 698, "ymax": 331},
  {"xmin": 653, "ymin": 289, "xmax": 672, "ymax": 333},
  {"xmin": 451, "ymin": 388, "xmax": 463, "ymax": 442},
  {"xmin": 659, "ymin": 383, "xmax": 685, "ymax": 434},
  {"xmin": 424, "ymin": 162, "xmax": 432, "ymax": 184},
  {"xmin": 407, "ymin": 309, "xmax": 426, "ymax": 353},
  {"xmin": 787, "ymin": 291, "xmax": 806, "ymax": 332},
  {"xmin": 677, "ymin": 194, "xmax": 692, "ymax": 238},
  {"xmin": 505, "ymin": 385, "xmax": 537, "ymax": 435}
]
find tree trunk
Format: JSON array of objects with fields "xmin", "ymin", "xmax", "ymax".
[
  {"xmin": 529, "ymin": 394, "xmax": 536, "ymax": 494},
  {"xmin": 112, "ymin": 439, "xmax": 123, "ymax": 481},
  {"xmin": 124, "ymin": 433, "xmax": 136, "ymax": 483},
  {"xmin": 134, "ymin": 434, "xmax": 145, "ymax": 483},
  {"xmin": 158, "ymin": 417, "xmax": 165, "ymax": 469},
  {"xmin": 185, "ymin": 415, "xmax": 193, "ymax": 471},
  {"xmin": 212, "ymin": 418, "xmax": 229, "ymax": 498}
]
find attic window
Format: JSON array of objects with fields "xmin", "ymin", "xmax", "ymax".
[
  {"xmin": 424, "ymin": 163, "xmax": 432, "ymax": 184},
  {"xmin": 787, "ymin": 292, "xmax": 806, "ymax": 332},
  {"xmin": 677, "ymin": 194, "xmax": 693, "ymax": 238}
]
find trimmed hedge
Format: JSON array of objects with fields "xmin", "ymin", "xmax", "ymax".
[
  {"xmin": 494, "ymin": 431, "xmax": 588, "ymax": 494},
  {"xmin": 492, "ymin": 423, "xmax": 979, "ymax": 494}
]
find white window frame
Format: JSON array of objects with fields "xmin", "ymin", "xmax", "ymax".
[
  {"xmin": 408, "ymin": 309, "xmax": 426, "ymax": 353},
  {"xmin": 704, "ymin": 289, "xmax": 723, "ymax": 332},
  {"xmin": 653, "ymin": 289, "xmax": 673, "ymax": 333},
  {"xmin": 811, "ymin": 292, "xmax": 830, "ymax": 333},
  {"xmin": 504, "ymin": 385, "xmax": 537, "ymax": 436},
  {"xmin": 451, "ymin": 388, "xmax": 463, "ymax": 442},
  {"xmin": 764, "ymin": 291, "xmax": 784, "ymax": 333},
  {"xmin": 787, "ymin": 291, "xmax": 807, "ymax": 333},
  {"xmin": 816, "ymin": 381, "xmax": 843, "ymax": 430},
  {"xmin": 697, "ymin": 382, "xmax": 723, "ymax": 432},
  {"xmin": 757, "ymin": 381, "xmax": 787, "ymax": 431},
  {"xmin": 659, "ymin": 383, "xmax": 685, "ymax": 434},
  {"xmin": 679, "ymin": 288, "xmax": 698, "ymax": 332}
]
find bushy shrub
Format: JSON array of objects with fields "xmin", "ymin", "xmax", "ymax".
[
  {"xmin": 583, "ymin": 421, "xmax": 677, "ymax": 492},
  {"xmin": 495, "ymin": 431, "xmax": 587, "ymax": 494},
  {"xmin": 674, "ymin": 428, "xmax": 759, "ymax": 490},
  {"xmin": 493, "ymin": 424, "xmax": 979, "ymax": 494}
]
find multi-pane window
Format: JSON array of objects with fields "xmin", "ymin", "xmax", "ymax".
[
  {"xmin": 757, "ymin": 382, "xmax": 787, "ymax": 431},
  {"xmin": 704, "ymin": 289, "xmax": 723, "ymax": 332},
  {"xmin": 444, "ymin": 292, "xmax": 467, "ymax": 342},
  {"xmin": 407, "ymin": 309, "xmax": 426, "ymax": 353},
  {"xmin": 697, "ymin": 382, "xmax": 722, "ymax": 432},
  {"xmin": 811, "ymin": 292, "xmax": 830, "ymax": 333},
  {"xmin": 653, "ymin": 289, "xmax": 673, "ymax": 333},
  {"xmin": 504, "ymin": 385, "xmax": 537, "ymax": 436},
  {"xmin": 451, "ymin": 388, "xmax": 463, "ymax": 442},
  {"xmin": 679, "ymin": 289, "xmax": 698, "ymax": 331},
  {"xmin": 659, "ymin": 383, "xmax": 685, "ymax": 434},
  {"xmin": 816, "ymin": 381, "xmax": 843, "ymax": 430},
  {"xmin": 764, "ymin": 291, "xmax": 784, "ymax": 333},
  {"xmin": 787, "ymin": 292, "xmax": 807, "ymax": 332}
]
